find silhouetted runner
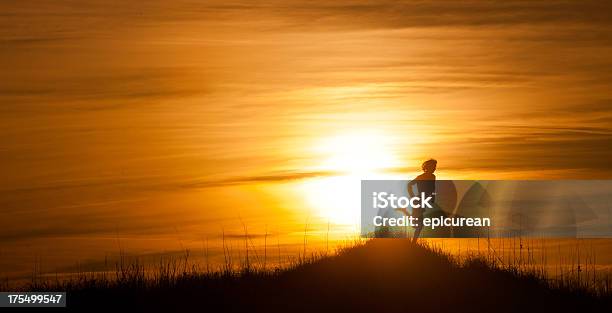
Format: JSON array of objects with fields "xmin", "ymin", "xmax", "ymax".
[{"xmin": 406, "ymin": 159, "xmax": 437, "ymax": 243}]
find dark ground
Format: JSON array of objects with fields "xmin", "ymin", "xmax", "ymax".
[{"xmin": 64, "ymin": 239, "xmax": 611, "ymax": 312}]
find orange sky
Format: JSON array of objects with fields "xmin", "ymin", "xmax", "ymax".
[{"xmin": 1, "ymin": 0, "xmax": 612, "ymax": 279}]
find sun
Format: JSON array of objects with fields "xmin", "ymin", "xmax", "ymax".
[
  {"xmin": 316, "ymin": 131, "xmax": 399, "ymax": 175},
  {"xmin": 299, "ymin": 130, "xmax": 400, "ymax": 225}
]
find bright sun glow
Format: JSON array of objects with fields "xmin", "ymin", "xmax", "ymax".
[
  {"xmin": 316, "ymin": 131, "xmax": 399, "ymax": 175},
  {"xmin": 300, "ymin": 131, "xmax": 400, "ymax": 225}
]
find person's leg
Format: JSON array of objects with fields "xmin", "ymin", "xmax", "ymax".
[{"xmin": 412, "ymin": 208, "xmax": 424, "ymax": 243}]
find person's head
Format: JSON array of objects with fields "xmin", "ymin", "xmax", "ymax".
[{"xmin": 421, "ymin": 159, "xmax": 437, "ymax": 173}]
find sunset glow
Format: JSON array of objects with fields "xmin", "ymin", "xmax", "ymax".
[
  {"xmin": 316, "ymin": 131, "xmax": 399, "ymax": 175},
  {"xmin": 1, "ymin": 0, "xmax": 612, "ymax": 289}
]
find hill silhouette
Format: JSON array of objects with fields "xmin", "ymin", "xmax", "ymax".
[{"xmin": 59, "ymin": 239, "xmax": 611, "ymax": 312}]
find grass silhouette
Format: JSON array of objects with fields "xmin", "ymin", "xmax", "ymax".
[{"xmin": 13, "ymin": 239, "xmax": 612, "ymax": 312}]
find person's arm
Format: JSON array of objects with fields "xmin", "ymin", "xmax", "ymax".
[
  {"xmin": 432, "ymin": 174, "xmax": 436, "ymax": 194},
  {"xmin": 407, "ymin": 179, "xmax": 416, "ymax": 198},
  {"xmin": 396, "ymin": 179, "xmax": 417, "ymax": 215}
]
